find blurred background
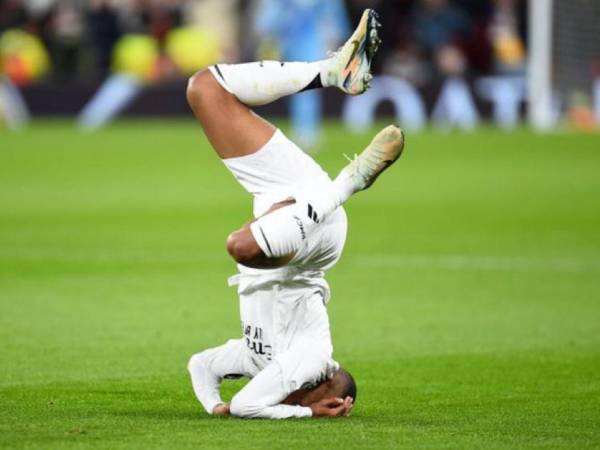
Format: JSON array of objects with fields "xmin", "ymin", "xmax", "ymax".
[
  {"xmin": 1, "ymin": 0, "xmax": 599, "ymax": 142},
  {"xmin": 2, "ymin": 2, "xmax": 600, "ymax": 447}
]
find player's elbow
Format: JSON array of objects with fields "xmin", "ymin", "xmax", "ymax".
[
  {"xmin": 226, "ymin": 230, "xmax": 261, "ymax": 265},
  {"xmin": 187, "ymin": 352, "xmax": 205, "ymax": 374}
]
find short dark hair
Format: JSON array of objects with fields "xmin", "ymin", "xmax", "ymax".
[{"xmin": 337, "ymin": 368, "xmax": 358, "ymax": 403}]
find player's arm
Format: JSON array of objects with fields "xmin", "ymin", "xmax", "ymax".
[
  {"xmin": 212, "ymin": 360, "xmax": 355, "ymax": 419},
  {"xmin": 212, "ymin": 396, "xmax": 353, "ymax": 418}
]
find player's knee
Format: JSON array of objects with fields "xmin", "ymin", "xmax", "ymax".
[
  {"xmin": 186, "ymin": 70, "xmax": 220, "ymax": 107},
  {"xmin": 226, "ymin": 230, "xmax": 261, "ymax": 264},
  {"xmin": 186, "ymin": 70, "xmax": 207, "ymax": 104}
]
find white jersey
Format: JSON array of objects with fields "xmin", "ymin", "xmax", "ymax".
[
  {"xmin": 189, "ymin": 129, "xmax": 346, "ymax": 419},
  {"xmin": 222, "ymin": 129, "xmax": 347, "ymax": 371}
]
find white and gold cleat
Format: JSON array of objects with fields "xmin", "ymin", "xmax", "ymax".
[
  {"xmin": 324, "ymin": 8, "xmax": 381, "ymax": 95},
  {"xmin": 342, "ymin": 125, "xmax": 405, "ymax": 192}
]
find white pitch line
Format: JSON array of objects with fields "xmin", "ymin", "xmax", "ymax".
[
  {"xmin": 348, "ymin": 254, "xmax": 600, "ymax": 273},
  {"xmin": 2, "ymin": 249, "xmax": 600, "ymax": 274},
  {"xmin": 0, "ymin": 248, "xmax": 222, "ymax": 265}
]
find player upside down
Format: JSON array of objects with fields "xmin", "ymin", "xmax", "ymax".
[{"xmin": 186, "ymin": 9, "xmax": 404, "ymax": 419}]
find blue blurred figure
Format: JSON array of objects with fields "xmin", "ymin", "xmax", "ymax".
[{"xmin": 255, "ymin": 0, "xmax": 350, "ymax": 150}]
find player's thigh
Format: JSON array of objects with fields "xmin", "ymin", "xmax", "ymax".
[
  {"xmin": 223, "ymin": 129, "xmax": 333, "ymax": 214},
  {"xmin": 187, "ymin": 69, "xmax": 276, "ymax": 159}
]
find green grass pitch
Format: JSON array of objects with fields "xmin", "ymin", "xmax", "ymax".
[{"xmin": 1, "ymin": 121, "xmax": 599, "ymax": 449}]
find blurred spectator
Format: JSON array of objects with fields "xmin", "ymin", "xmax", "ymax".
[
  {"xmin": 87, "ymin": 1, "xmax": 120, "ymax": 74},
  {"xmin": 413, "ymin": 0, "xmax": 471, "ymax": 51},
  {"xmin": 0, "ymin": 1, "xmax": 28, "ymax": 33},
  {"xmin": 78, "ymin": 0, "xmax": 222, "ymax": 130},
  {"xmin": 254, "ymin": 0, "xmax": 350, "ymax": 149},
  {"xmin": 0, "ymin": 0, "xmax": 539, "ymax": 131},
  {"xmin": 412, "ymin": 0, "xmax": 472, "ymax": 78},
  {"xmin": 183, "ymin": 0, "xmax": 241, "ymax": 62},
  {"xmin": 1, "ymin": 0, "xmax": 530, "ymax": 84},
  {"xmin": 47, "ymin": 0, "xmax": 86, "ymax": 78},
  {"xmin": 488, "ymin": 0, "xmax": 526, "ymax": 74}
]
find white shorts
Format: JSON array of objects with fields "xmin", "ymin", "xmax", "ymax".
[
  {"xmin": 217, "ymin": 129, "xmax": 345, "ymax": 394},
  {"xmin": 204, "ymin": 290, "xmax": 338, "ymax": 393},
  {"xmin": 222, "ymin": 129, "xmax": 334, "ymax": 217},
  {"xmin": 222, "ymin": 129, "xmax": 348, "ymax": 275}
]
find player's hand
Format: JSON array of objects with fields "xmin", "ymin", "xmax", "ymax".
[
  {"xmin": 212, "ymin": 403, "xmax": 231, "ymax": 416},
  {"xmin": 309, "ymin": 396, "xmax": 354, "ymax": 418}
]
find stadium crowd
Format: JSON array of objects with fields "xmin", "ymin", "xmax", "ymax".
[
  {"xmin": 1, "ymin": 0, "xmax": 526, "ymax": 84},
  {"xmin": 1, "ymin": 0, "xmax": 534, "ymax": 134}
]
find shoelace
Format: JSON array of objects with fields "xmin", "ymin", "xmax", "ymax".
[
  {"xmin": 342, "ymin": 153, "xmax": 356, "ymax": 163},
  {"xmin": 342, "ymin": 153, "xmax": 362, "ymax": 179},
  {"xmin": 342, "ymin": 152, "xmax": 375, "ymax": 183}
]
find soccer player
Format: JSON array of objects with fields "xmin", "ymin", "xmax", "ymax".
[{"xmin": 187, "ymin": 9, "xmax": 404, "ymax": 419}]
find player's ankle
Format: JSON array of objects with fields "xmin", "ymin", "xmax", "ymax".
[
  {"xmin": 333, "ymin": 171, "xmax": 358, "ymax": 203},
  {"xmin": 318, "ymin": 59, "xmax": 335, "ymax": 88}
]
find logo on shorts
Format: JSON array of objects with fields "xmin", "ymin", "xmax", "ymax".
[
  {"xmin": 307, "ymin": 204, "xmax": 319, "ymax": 223},
  {"xmin": 243, "ymin": 323, "xmax": 272, "ymax": 361},
  {"xmin": 292, "ymin": 215, "xmax": 307, "ymax": 240}
]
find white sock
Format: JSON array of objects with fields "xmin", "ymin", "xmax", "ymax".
[
  {"xmin": 209, "ymin": 60, "xmax": 331, "ymax": 106},
  {"xmin": 332, "ymin": 171, "xmax": 357, "ymax": 205}
]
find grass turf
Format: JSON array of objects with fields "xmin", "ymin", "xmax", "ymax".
[{"xmin": 1, "ymin": 120, "xmax": 599, "ymax": 449}]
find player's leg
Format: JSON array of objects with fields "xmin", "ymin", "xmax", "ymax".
[
  {"xmin": 186, "ymin": 8, "xmax": 380, "ymax": 159},
  {"xmin": 186, "ymin": 70, "xmax": 275, "ymax": 160},
  {"xmin": 187, "ymin": 339, "xmax": 255, "ymax": 414},
  {"xmin": 188, "ymin": 9, "xmax": 392, "ymax": 269},
  {"xmin": 226, "ymin": 124, "xmax": 405, "ymax": 268}
]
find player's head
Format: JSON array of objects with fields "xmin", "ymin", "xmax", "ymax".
[{"xmin": 282, "ymin": 367, "xmax": 357, "ymax": 406}]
